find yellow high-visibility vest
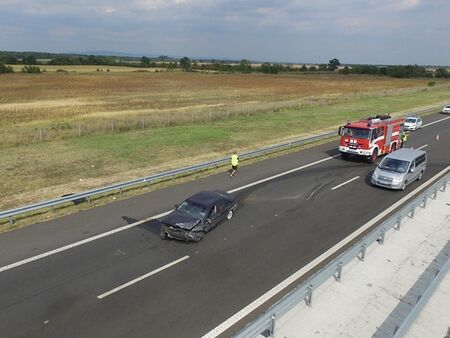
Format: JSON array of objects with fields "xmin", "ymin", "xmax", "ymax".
[{"xmin": 231, "ymin": 154, "xmax": 239, "ymax": 166}]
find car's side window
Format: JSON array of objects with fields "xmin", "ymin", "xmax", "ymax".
[
  {"xmin": 216, "ymin": 199, "xmax": 227, "ymax": 214},
  {"xmin": 209, "ymin": 205, "xmax": 218, "ymax": 218}
]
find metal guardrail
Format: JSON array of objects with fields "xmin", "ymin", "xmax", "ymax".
[
  {"xmin": 233, "ymin": 169, "xmax": 449, "ymax": 338},
  {"xmin": 0, "ymin": 105, "xmax": 442, "ymax": 224},
  {"xmin": 0, "ymin": 130, "xmax": 337, "ymax": 224}
]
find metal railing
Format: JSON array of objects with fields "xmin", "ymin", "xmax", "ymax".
[
  {"xmin": 0, "ymin": 130, "xmax": 336, "ymax": 224},
  {"xmin": 0, "ymin": 105, "xmax": 442, "ymax": 224},
  {"xmin": 233, "ymin": 169, "xmax": 449, "ymax": 338}
]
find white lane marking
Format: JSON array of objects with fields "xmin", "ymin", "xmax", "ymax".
[
  {"xmin": 422, "ymin": 116, "xmax": 450, "ymax": 128},
  {"xmin": 202, "ymin": 166, "xmax": 450, "ymax": 338},
  {"xmin": 331, "ymin": 176, "xmax": 360, "ymax": 190},
  {"xmin": 97, "ymin": 255, "xmax": 189, "ymax": 299},
  {"xmin": 228, "ymin": 155, "xmax": 340, "ymax": 193},
  {"xmin": 0, "ymin": 155, "xmax": 340, "ymax": 273},
  {"xmin": 0, "ymin": 211, "xmax": 171, "ymax": 273},
  {"xmin": 417, "ymin": 144, "xmax": 428, "ymax": 150}
]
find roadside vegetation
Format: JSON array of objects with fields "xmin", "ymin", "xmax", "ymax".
[{"xmin": 0, "ymin": 67, "xmax": 449, "ymax": 216}]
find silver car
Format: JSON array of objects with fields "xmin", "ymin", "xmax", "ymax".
[
  {"xmin": 442, "ymin": 104, "xmax": 450, "ymax": 114},
  {"xmin": 371, "ymin": 148, "xmax": 427, "ymax": 190},
  {"xmin": 403, "ymin": 116, "xmax": 422, "ymax": 131}
]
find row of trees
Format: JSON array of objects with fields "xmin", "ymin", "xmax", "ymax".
[
  {"xmin": 0, "ymin": 63, "xmax": 42, "ymax": 73},
  {"xmin": 338, "ymin": 64, "xmax": 450, "ymax": 78}
]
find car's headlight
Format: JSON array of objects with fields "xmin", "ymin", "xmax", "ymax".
[
  {"xmin": 372, "ymin": 172, "xmax": 379, "ymax": 179},
  {"xmin": 392, "ymin": 176, "xmax": 403, "ymax": 182}
]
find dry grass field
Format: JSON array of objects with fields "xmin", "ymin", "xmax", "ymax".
[{"xmin": 0, "ymin": 67, "xmax": 449, "ymax": 215}]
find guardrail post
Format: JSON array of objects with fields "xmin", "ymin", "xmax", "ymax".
[
  {"xmin": 336, "ymin": 261, "xmax": 343, "ymax": 282},
  {"xmin": 9, "ymin": 216, "xmax": 14, "ymax": 225},
  {"xmin": 305, "ymin": 284, "xmax": 313, "ymax": 306},
  {"xmin": 395, "ymin": 215, "xmax": 402, "ymax": 231},
  {"xmin": 441, "ymin": 180, "xmax": 447, "ymax": 192},
  {"xmin": 269, "ymin": 313, "xmax": 276, "ymax": 337},
  {"xmin": 431, "ymin": 188, "xmax": 438, "ymax": 199},
  {"xmin": 119, "ymin": 188, "xmax": 123, "ymax": 197},
  {"xmin": 378, "ymin": 228, "xmax": 386, "ymax": 245},
  {"xmin": 409, "ymin": 204, "xmax": 415, "ymax": 218},
  {"xmin": 359, "ymin": 242, "xmax": 367, "ymax": 261},
  {"xmin": 87, "ymin": 197, "xmax": 91, "ymax": 206},
  {"xmin": 421, "ymin": 195, "xmax": 427, "ymax": 208}
]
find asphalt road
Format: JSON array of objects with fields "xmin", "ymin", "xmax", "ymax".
[{"xmin": 0, "ymin": 114, "xmax": 449, "ymax": 338}]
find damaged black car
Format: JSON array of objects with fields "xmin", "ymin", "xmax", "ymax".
[{"xmin": 159, "ymin": 190, "xmax": 238, "ymax": 242}]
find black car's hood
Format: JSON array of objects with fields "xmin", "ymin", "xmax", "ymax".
[{"xmin": 161, "ymin": 210, "xmax": 201, "ymax": 230}]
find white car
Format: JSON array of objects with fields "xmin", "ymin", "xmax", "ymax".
[
  {"xmin": 442, "ymin": 104, "xmax": 450, "ymax": 114},
  {"xmin": 403, "ymin": 116, "xmax": 423, "ymax": 131}
]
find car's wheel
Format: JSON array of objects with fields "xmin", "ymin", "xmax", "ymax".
[
  {"xmin": 391, "ymin": 143, "xmax": 396, "ymax": 153},
  {"xmin": 368, "ymin": 149, "xmax": 378, "ymax": 163},
  {"xmin": 401, "ymin": 181, "xmax": 407, "ymax": 191},
  {"xmin": 194, "ymin": 232, "xmax": 204, "ymax": 242},
  {"xmin": 417, "ymin": 171, "xmax": 423, "ymax": 181},
  {"xmin": 160, "ymin": 228, "xmax": 167, "ymax": 240},
  {"xmin": 227, "ymin": 210, "xmax": 233, "ymax": 220}
]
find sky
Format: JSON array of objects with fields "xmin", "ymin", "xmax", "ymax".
[{"xmin": 0, "ymin": 0, "xmax": 449, "ymax": 65}]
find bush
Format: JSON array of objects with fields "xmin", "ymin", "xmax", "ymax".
[
  {"xmin": 0, "ymin": 62, "xmax": 14, "ymax": 73},
  {"xmin": 22, "ymin": 65, "xmax": 41, "ymax": 73},
  {"xmin": 427, "ymin": 81, "xmax": 436, "ymax": 87},
  {"xmin": 434, "ymin": 67, "xmax": 450, "ymax": 78}
]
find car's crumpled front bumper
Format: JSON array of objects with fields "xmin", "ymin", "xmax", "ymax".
[{"xmin": 161, "ymin": 224, "xmax": 203, "ymax": 242}]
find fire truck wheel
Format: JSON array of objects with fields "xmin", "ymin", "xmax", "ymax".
[
  {"xmin": 368, "ymin": 149, "xmax": 378, "ymax": 163},
  {"xmin": 391, "ymin": 143, "xmax": 397, "ymax": 153}
]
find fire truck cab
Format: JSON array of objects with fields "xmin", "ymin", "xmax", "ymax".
[{"xmin": 338, "ymin": 114, "xmax": 405, "ymax": 163}]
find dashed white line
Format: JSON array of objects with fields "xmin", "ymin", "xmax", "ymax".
[
  {"xmin": 0, "ymin": 155, "xmax": 340, "ymax": 273},
  {"xmin": 422, "ymin": 116, "xmax": 450, "ymax": 128},
  {"xmin": 97, "ymin": 255, "xmax": 189, "ymax": 299},
  {"xmin": 331, "ymin": 176, "xmax": 360, "ymax": 190},
  {"xmin": 417, "ymin": 144, "xmax": 428, "ymax": 150}
]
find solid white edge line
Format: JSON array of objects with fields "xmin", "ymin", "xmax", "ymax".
[
  {"xmin": 331, "ymin": 176, "xmax": 360, "ymax": 190},
  {"xmin": 422, "ymin": 116, "xmax": 450, "ymax": 128},
  {"xmin": 0, "ymin": 154, "xmax": 341, "ymax": 273},
  {"xmin": 417, "ymin": 144, "xmax": 428, "ymax": 150},
  {"xmin": 202, "ymin": 165, "xmax": 450, "ymax": 338},
  {"xmin": 97, "ymin": 255, "xmax": 189, "ymax": 299}
]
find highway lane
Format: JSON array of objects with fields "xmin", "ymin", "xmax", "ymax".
[{"xmin": 0, "ymin": 114, "xmax": 448, "ymax": 337}]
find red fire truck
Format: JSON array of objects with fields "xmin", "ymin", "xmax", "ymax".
[{"xmin": 338, "ymin": 114, "xmax": 405, "ymax": 163}]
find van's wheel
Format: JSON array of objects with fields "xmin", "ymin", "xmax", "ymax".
[
  {"xmin": 417, "ymin": 171, "xmax": 423, "ymax": 181},
  {"xmin": 368, "ymin": 149, "xmax": 378, "ymax": 163},
  {"xmin": 227, "ymin": 210, "xmax": 233, "ymax": 220},
  {"xmin": 160, "ymin": 228, "xmax": 167, "ymax": 240},
  {"xmin": 401, "ymin": 182, "xmax": 407, "ymax": 191}
]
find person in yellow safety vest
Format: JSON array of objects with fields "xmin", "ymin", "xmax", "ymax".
[
  {"xmin": 230, "ymin": 151, "xmax": 239, "ymax": 178},
  {"xmin": 400, "ymin": 131, "xmax": 408, "ymax": 148}
]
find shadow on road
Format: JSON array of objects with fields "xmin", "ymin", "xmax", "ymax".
[{"xmin": 121, "ymin": 216, "xmax": 161, "ymax": 236}]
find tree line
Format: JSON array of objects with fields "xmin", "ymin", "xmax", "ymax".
[{"xmin": 1, "ymin": 51, "xmax": 449, "ymax": 78}]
